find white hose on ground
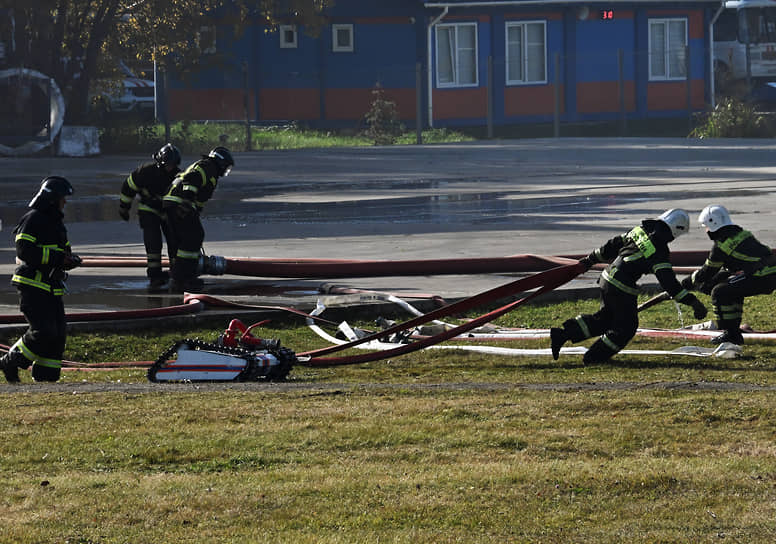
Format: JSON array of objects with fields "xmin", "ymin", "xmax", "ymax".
[{"xmin": 306, "ymin": 300, "xmax": 742, "ymax": 359}]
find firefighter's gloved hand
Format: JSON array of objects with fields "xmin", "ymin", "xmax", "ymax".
[
  {"xmin": 578, "ymin": 257, "xmax": 593, "ymax": 271},
  {"xmin": 691, "ymin": 299, "xmax": 708, "ymax": 320},
  {"xmin": 680, "ymin": 276, "xmax": 695, "ymax": 290},
  {"xmin": 63, "ymin": 254, "xmax": 82, "ymax": 270},
  {"xmin": 119, "ymin": 207, "xmax": 130, "ymax": 221}
]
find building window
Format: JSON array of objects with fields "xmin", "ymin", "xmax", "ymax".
[
  {"xmin": 436, "ymin": 22, "xmax": 478, "ymax": 87},
  {"xmin": 332, "ymin": 24, "xmax": 354, "ymax": 52},
  {"xmin": 649, "ymin": 18, "xmax": 687, "ymax": 80},
  {"xmin": 280, "ymin": 25, "xmax": 298, "ymax": 49},
  {"xmin": 505, "ymin": 21, "xmax": 547, "ymax": 84},
  {"xmin": 197, "ymin": 26, "xmax": 217, "ymax": 55}
]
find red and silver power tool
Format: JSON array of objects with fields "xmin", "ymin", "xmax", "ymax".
[{"xmin": 148, "ymin": 319, "xmax": 296, "ymax": 382}]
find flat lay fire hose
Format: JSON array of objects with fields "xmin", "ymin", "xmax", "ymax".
[
  {"xmin": 77, "ymin": 252, "xmax": 709, "ymax": 278},
  {"xmin": 1, "ymin": 250, "xmax": 759, "ymax": 377},
  {"xmin": 0, "ymin": 298, "xmax": 205, "ymax": 325},
  {"xmin": 297, "ymin": 262, "xmax": 586, "ymax": 365}
]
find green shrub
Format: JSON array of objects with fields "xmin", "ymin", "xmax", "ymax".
[
  {"xmin": 362, "ymin": 83, "xmax": 404, "ymax": 145},
  {"xmin": 690, "ymin": 97, "xmax": 771, "ymax": 138}
]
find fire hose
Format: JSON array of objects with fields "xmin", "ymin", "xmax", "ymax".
[
  {"xmin": 637, "ymin": 291, "xmax": 672, "ymax": 312},
  {"xmin": 138, "ymin": 262, "xmax": 588, "ymax": 380},
  {"xmin": 78, "ymin": 252, "xmax": 709, "ymax": 278},
  {"xmin": 0, "ymin": 251, "xmax": 732, "ymax": 376},
  {"xmin": 0, "ymin": 298, "xmax": 204, "ymax": 325},
  {"xmin": 80, "ymin": 254, "xmax": 580, "ymax": 278},
  {"xmin": 298, "ymin": 262, "xmax": 586, "ymax": 365},
  {"xmin": 0, "ymin": 263, "xmax": 584, "ymax": 372}
]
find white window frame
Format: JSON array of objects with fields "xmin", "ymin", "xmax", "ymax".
[
  {"xmin": 435, "ymin": 22, "xmax": 479, "ymax": 88},
  {"xmin": 332, "ymin": 24, "xmax": 354, "ymax": 52},
  {"xmin": 279, "ymin": 24, "xmax": 298, "ymax": 49},
  {"xmin": 197, "ymin": 25, "xmax": 217, "ymax": 55},
  {"xmin": 648, "ymin": 18, "xmax": 688, "ymax": 81},
  {"xmin": 505, "ymin": 20, "xmax": 547, "ymax": 85}
]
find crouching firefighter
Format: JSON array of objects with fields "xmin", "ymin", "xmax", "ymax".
[
  {"xmin": 119, "ymin": 143, "xmax": 182, "ymax": 289},
  {"xmin": 550, "ymin": 209, "xmax": 707, "ymax": 365},
  {"xmin": 680, "ymin": 205, "xmax": 776, "ymax": 345},
  {"xmin": 162, "ymin": 146, "xmax": 234, "ymax": 292},
  {"xmin": 0, "ymin": 177, "xmax": 81, "ymax": 383}
]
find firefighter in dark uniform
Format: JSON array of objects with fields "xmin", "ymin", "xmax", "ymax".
[
  {"xmin": 162, "ymin": 146, "xmax": 234, "ymax": 292},
  {"xmin": 0, "ymin": 177, "xmax": 81, "ymax": 383},
  {"xmin": 682, "ymin": 204, "xmax": 776, "ymax": 345},
  {"xmin": 550, "ymin": 209, "xmax": 708, "ymax": 365},
  {"xmin": 119, "ymin": 143, "xmax": 181, "ymax": 289}
]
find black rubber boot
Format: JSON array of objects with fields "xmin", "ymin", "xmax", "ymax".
[
  {"xmin": 169, "ymin": 277, "xmax": 205, "ymax": 293},
  {"xmin": 550, "ymin": 328, "xmax": 567, "ymax": 361},
  {"xmin": 711, "ymin": 329, "xmax": 744, "ymax": 345},
  {"xmin": 582, "ymin": 339, "xmax": 618, "ymax": 365},
  {"xmin": 148, "ymin": 270, "xmax": 170, "ymax": 290},
  {"xmin": 0, "ymin": 350, "xmax": 28, "ymax": 383},
  {"xmin": 32, "ymin": 364, "xmax": 61, "ymax": 382}
]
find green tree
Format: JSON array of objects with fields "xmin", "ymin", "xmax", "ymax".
[
  {"xmin": 363, "ymin": 83, "xmax": 403, "ymax": 146},
  {"xmin": 0, "ymin": 0, "xmax": 331, "ymax": 122}
]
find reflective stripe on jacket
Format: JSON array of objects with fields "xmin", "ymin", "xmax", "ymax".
[
  {"xmin": 11, "ymin": 207, "xmax": 71, "ymax": 295},
  {"xmin": 693, "ymin": 225, "xmax": 776, "ymax": 287},
  {"xmin": 590, "ymin": 220, "xmax": 693, "ymax": 303},
  {"xmin": 163, "ymin": 159, "xmax": 219, "ymax": 212},
  {"xmin": 120, "ymin": 162, "xmax": 179, "ymax": 213}
]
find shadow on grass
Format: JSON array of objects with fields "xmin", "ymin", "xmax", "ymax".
[
  {"xmin": 596, "ymin": 356, "xmax": 770, "ymax": 373},
  {"xmin": 505, "ymin": 356, "xmax": 774, "ymax": 373}
]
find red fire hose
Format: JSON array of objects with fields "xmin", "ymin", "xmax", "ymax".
[
  {"xmin": 0, "ymin": 251, "xmax": 714, "ymax": 372},
  {"xmin": 81, "ymin": 254, "xmax": 580, "ymax": 277},
  {"xmin": 79, "ymin": 252, "xmax": 710, "ymax": 279},
  {"xmin": 181, "ymin": 293, "xmax": 341, "ymax": 327},
  {"xmin": 0, "ymin": 299, "xmax": 204, "ymax": 325},
  {"xmin": 300, "ymin": 262, "xmax": 585, "ymax": 365}
]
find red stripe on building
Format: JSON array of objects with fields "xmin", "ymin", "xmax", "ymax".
[
  {"xmin": 647, "ymin": 80, "xmax": 704, "ymax": 111},
  {"xmin": 325, "ymin": 88, "xmax": 416, "ymax": 120},
  {"xmin": 505, "ymin": 12, "xmax": 563, "ymax": 21},
  {"xmin": 577, "ymin": 81, "xmax": 636, "ymax": 113},
  {"xmin": 168, "ymin": 89, "xmax": 254, "ymax": 120},
  {"xmin": 504, "ymin": 85, "xmax": 563, "ymax": 116},
  {"xmin": 434, "ymin": 87, "xmax": 488, "ymax": 120},
  {"xmin": 260, "ymin": 89, "xmax": 320, "ymax": 121},
  {"xmin": 350, "ymin": 17, "xmax": 417, "ymax": 25},
  {"xmin": 443, "ymin": 15, "xmax": 491, "ymax": 23}
]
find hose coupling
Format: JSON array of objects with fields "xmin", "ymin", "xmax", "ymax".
[{"xmin": 197, "ymin": 254, "xmax": 227, "ymax": 275}]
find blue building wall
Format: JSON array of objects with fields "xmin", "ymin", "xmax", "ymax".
[{"xmin": 166, "ymin": 1, "xmax": 717, "ymax": 128}]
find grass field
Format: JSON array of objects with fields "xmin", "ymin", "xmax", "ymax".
[
  {"xmin": 99, "ymin": 120, "xmax": 474, "ymax": 155},
  {"xmin": 1, "ymin": 294, "xmax": 775, "ymax": 543}
]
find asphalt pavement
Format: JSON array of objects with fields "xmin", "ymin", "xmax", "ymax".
[{"xmin": 1, "ymin": 137, "xmax": 775, "ymax": 328}]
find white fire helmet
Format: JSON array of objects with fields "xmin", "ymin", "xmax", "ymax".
[
  {"xmin": 698, "ymin": 205, "xmax": 733, "ymax": 232},
  {"xmin": 657, "ymin": 208, "xmax": 690, "ymax": 239}
]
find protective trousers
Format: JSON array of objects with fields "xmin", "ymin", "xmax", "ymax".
[
  {"xmin": 165, "ymin": 208, "xmax": 204, "ymax": 282},
  {"xmin": 13, "ymin": 286, "xmax": 65, "ymax": 381},
  {"xmin": 138, "ymin": 210, "xmax": 172, "ymax": 279},
  {"xmin": 710, "ymin": 273, "xmax": 776, "ymax": 332},
  {"xmin": 559, "ymin": 285, "xmax": 638, "ymax": 365}
]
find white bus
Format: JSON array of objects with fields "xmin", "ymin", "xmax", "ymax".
[{"xmin": 714, "ymin": 0, "xmax": 776, "ymax": 85}]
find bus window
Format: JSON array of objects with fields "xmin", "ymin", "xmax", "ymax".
[
  {"xmin": 715, "ymin": 10, "xmax": 739, "ymax": 42},
  {"xmin": 739, "ymin": 7, "xmax": 776, "ymax": 43}
]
